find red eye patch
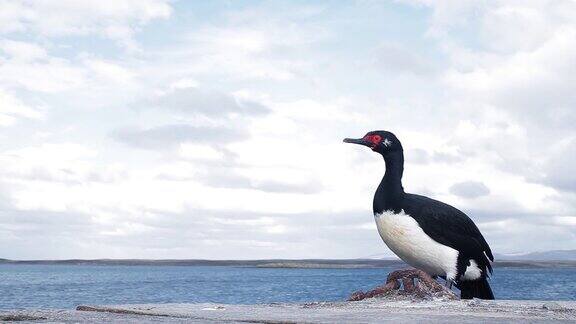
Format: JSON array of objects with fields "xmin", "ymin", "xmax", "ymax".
[
  {"xmin": 364, "ymin": 135, "xmax": 382, "ymax": 145},
  {"xmin": 363, "ymin": 135, "xmax": 382, "ymax": 149}
]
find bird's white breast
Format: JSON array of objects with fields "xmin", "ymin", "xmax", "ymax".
[{"xmin": 374, "ymin": 210, "xmax": 459, "ymax": 279}]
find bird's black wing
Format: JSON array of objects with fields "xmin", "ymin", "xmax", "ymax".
[{"xmin": 401, "ymin": 193, "xmax": 493, "ymax": 277}]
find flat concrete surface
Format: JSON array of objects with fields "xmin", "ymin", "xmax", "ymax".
[{"xmin": 1, "ymin": 299, "xmax": 576, "ymax": 323}]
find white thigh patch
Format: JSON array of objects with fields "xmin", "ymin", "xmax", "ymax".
[{"xmin": 461, "ymin": 259, "xmax": 482, "ymax": 280}]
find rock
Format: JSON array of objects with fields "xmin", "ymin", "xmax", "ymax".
[
  {"xmin": 348, "ymin": 268, "xmax": 457, "ymax": 301},
  {"xmin": 0, "ymin": 314, "xmax": 47, "ymax": 321},
  {"xmin": 2, "ymin": 300, "xmax": 576, "ymax": 323}
]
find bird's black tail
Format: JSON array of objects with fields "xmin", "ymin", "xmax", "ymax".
[{"xmin": 459, "ymin": 278, "xmax": 494, "ymax": 300}]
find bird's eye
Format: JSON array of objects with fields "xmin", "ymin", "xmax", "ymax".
[{"xmin": 372, "ymin": 135, "xmax": 382, "ymax": 144}]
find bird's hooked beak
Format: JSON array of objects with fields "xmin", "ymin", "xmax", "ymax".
[{"xmin": 343, "ymin": 137, "xmax": 374, "ymax": 149}]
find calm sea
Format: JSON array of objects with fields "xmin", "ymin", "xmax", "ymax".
[{"xmin": 1, "ymin": 265, "xmax": 575, "ymax": 310}]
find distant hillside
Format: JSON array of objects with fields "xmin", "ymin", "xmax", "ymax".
[
  {"xmin": 495, "ymin": 249, "xmax": 576, "ymax": 261},
  {"xmin": 1, "ymin": 250, "xmax": 576, "ymax": 268},
  {"xmin": 0, "ymin": 258, "xmax": 406, "ymax": 268},
  {"xmin": 1, "ymin": 257, "xmax": 576, "ymax": 268}
]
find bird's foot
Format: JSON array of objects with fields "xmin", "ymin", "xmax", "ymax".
[{"xmin": 348, "ymin": 268, "xmax": 458, "ymax": 301}]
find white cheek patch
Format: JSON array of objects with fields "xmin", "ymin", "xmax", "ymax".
[{"xmin": 382, "ymin": 138, "xmax": 392, "ymax": 147}]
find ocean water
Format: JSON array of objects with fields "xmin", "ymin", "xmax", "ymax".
[{"xmin": 1, "ymin": 265, "xmax": 575, "ymax": 310}]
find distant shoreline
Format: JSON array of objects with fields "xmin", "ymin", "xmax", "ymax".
[{"xmin": 1, "ymin": 258, "xmax": 576, "ymax": 269}]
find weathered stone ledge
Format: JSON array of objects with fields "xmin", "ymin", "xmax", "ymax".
[{"xmin": 1, "ymin": 299, "xmax": 575, "ymax": 323}]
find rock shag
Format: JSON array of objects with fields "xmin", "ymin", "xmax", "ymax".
[{"xmin": 344, "ymin": 130, "xmax": 494, "ymax": 300}]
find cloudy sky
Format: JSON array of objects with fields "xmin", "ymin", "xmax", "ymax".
[{"xmin": 0, "ymin": 0, "xmax": 575, "ymax": 260}]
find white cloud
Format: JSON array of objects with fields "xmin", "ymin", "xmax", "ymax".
[
  {"xmin": 148, "ymin": 5, "xmax": 330, "ymax": 82},
  {"xmin": 449, "ymin": 180, "xmax": 490, "ymax": 199},
  {"xmin": 376, "ymin": 42, "xmax": 437, "ymax": 75},
  {"xmin": 0, "ymin": 89, "xmax": 43, "ymax": 125},
  {"xmin": 0, "ymin": 143, "xmax": 127, "ymax": 187},
  {"xmin": 112, "ymin": 124, "xmax": 249, "ymax": 150},
  {"xmin": 84, "ymin": 59, "xmax": 135, "ymax": 85},
  {"xmin": 0, "ymin": 0, "xmax": 172, "ymax": 49},
  {"xmin": 0, "ymin": 39, "xmax": 47, "ymax": 61},
  {"xmin": 143, "ymin": 87, "xmax": 270, "ymax": 118},
  {"xmin": 178, "ymin": 143, "xmax": 225, "ymax": 162},
  {"xmin": 0, "ymin": 43, "xmax": 86, "ymax": 92}
]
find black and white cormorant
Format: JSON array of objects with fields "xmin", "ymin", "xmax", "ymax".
[{"xmin": 344, "ymin": 130, "xmax": 494, "ymax": 299}]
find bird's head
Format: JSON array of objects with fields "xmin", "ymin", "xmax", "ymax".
[{"xmin": 343, "ymin": 130, "xmax": 402, "ymax": 155}]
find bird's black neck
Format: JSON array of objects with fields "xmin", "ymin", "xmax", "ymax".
[{"xmin": 373, "ymin": 150, "xmax": 405, "ymax": 214}]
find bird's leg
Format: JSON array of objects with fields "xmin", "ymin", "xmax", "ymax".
[{"xmin": 445, "ymin": 278, "xmax": 455, "ymax": 289}]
